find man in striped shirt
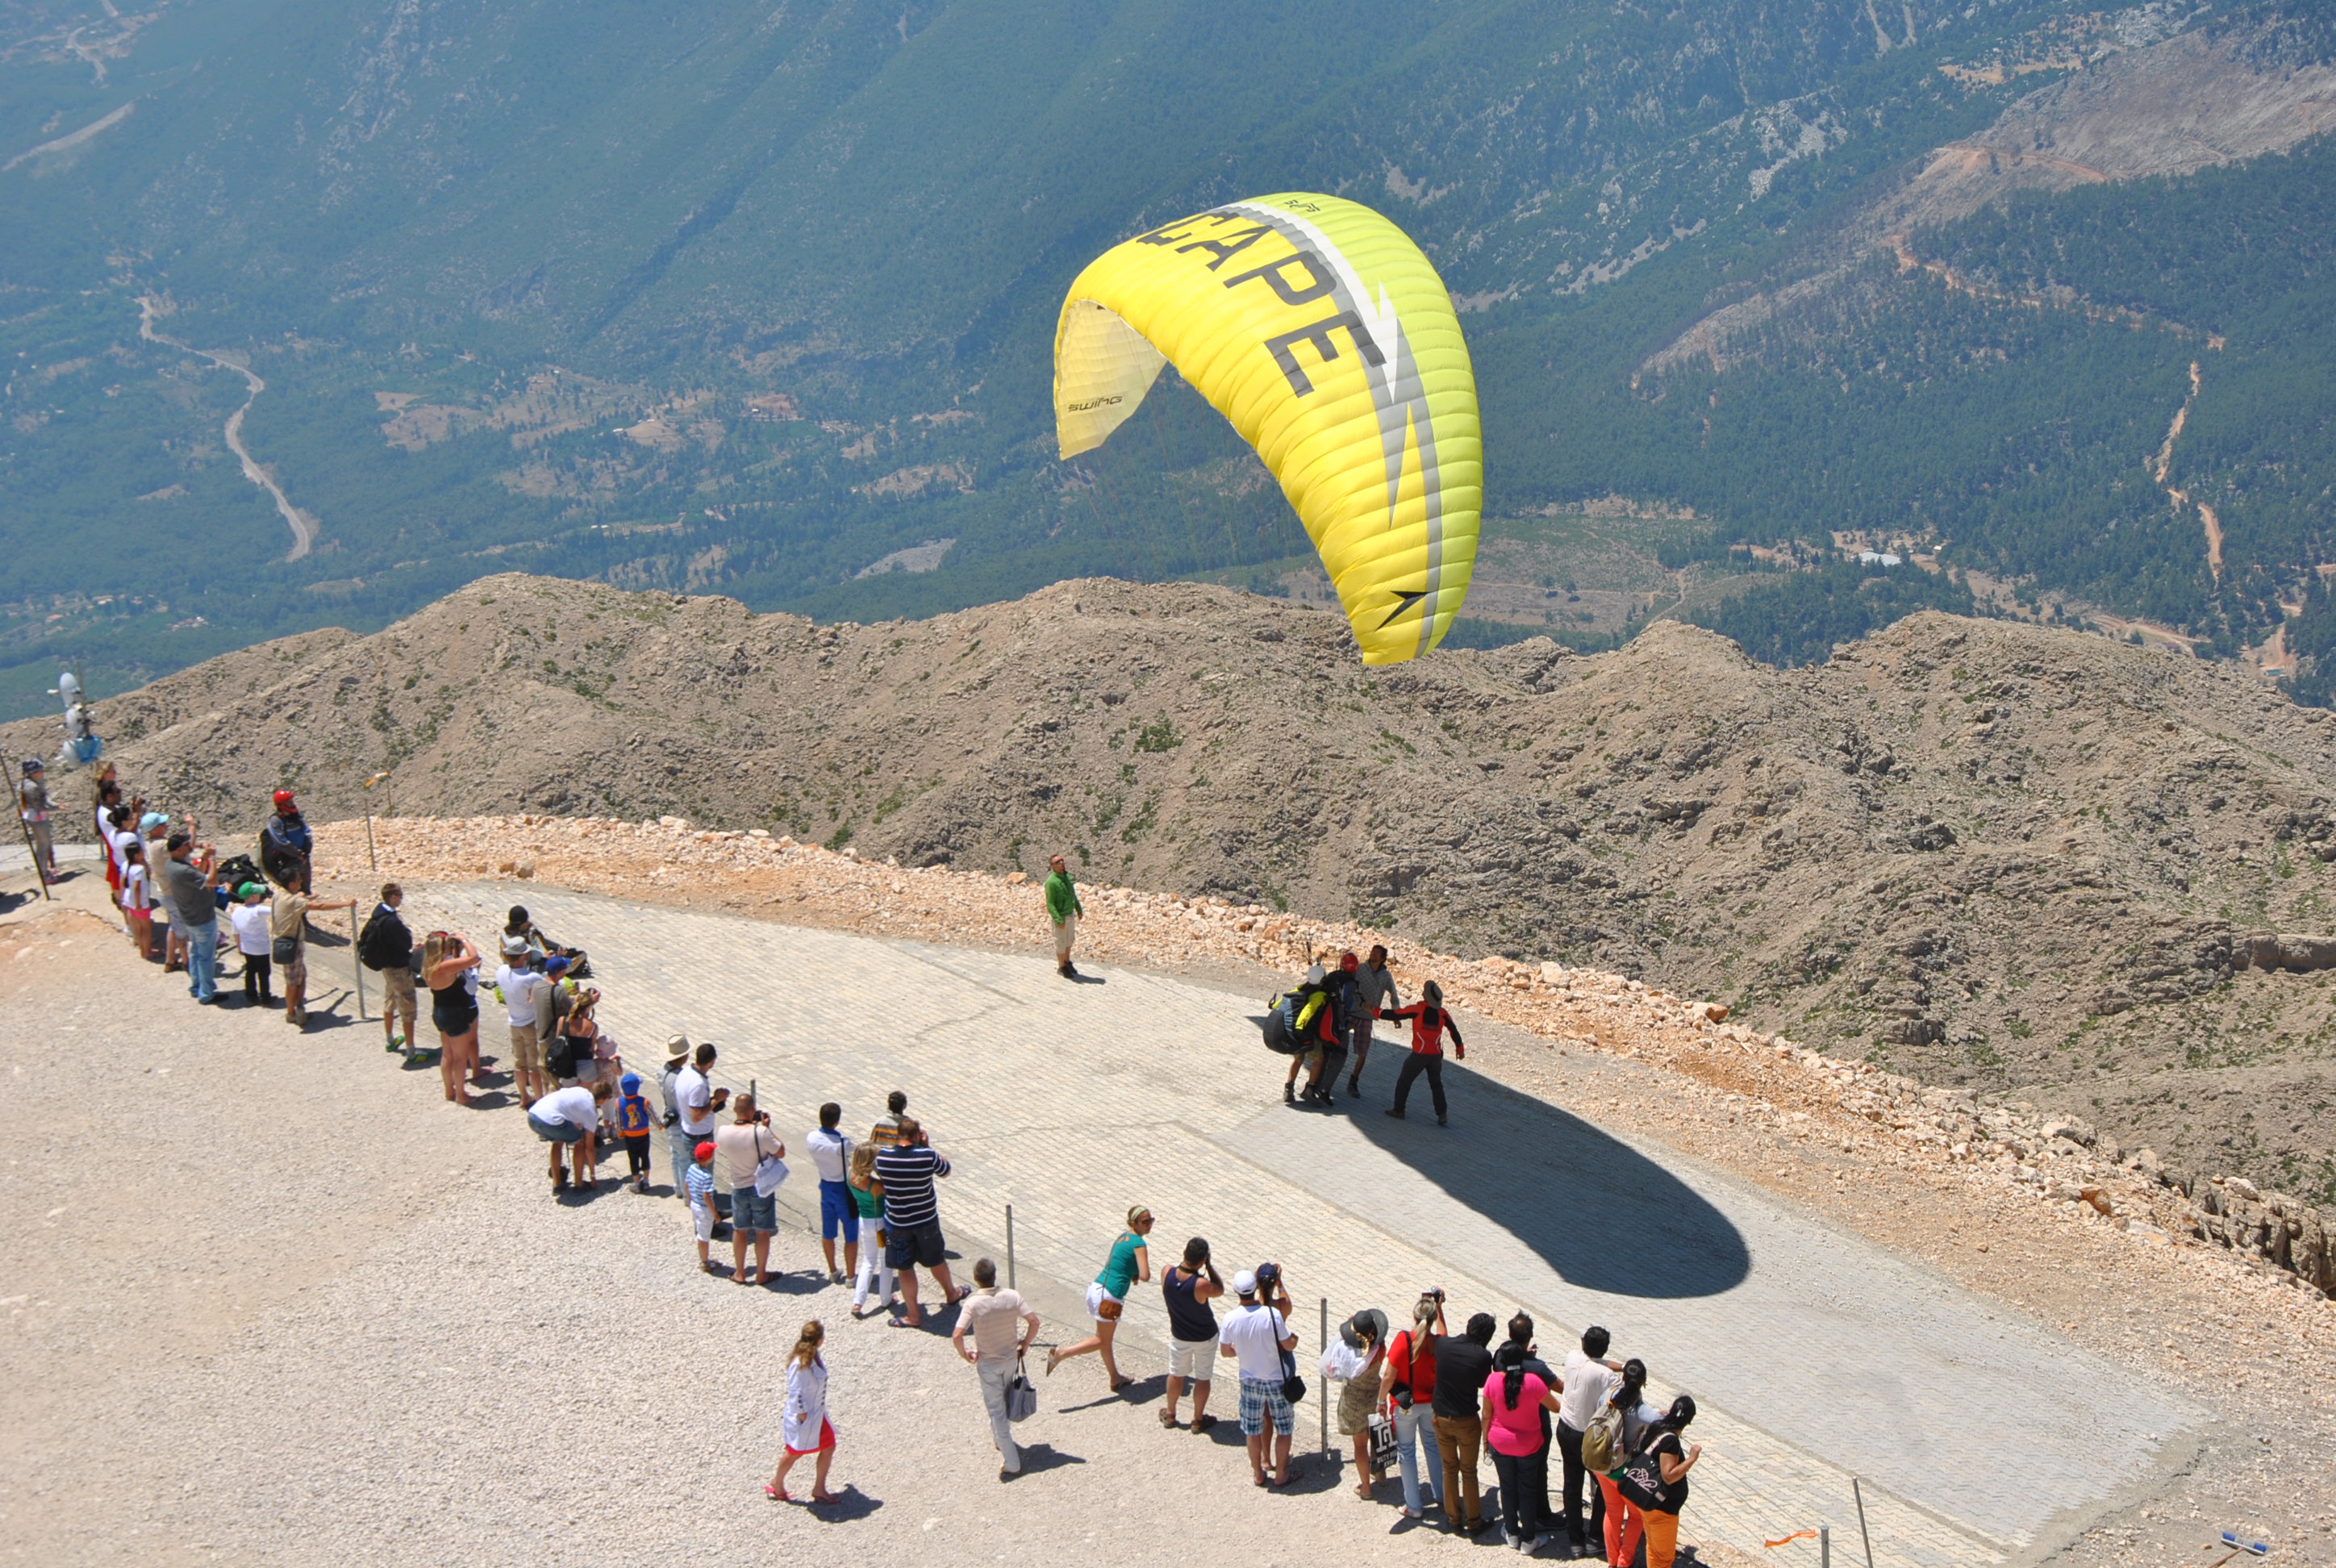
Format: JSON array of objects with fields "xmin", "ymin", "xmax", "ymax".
[{"xmin": 873, "ymin": 1117, "xmax": 968, "ymax": 1327}]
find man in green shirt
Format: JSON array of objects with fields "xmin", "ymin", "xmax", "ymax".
[{"xmin": 1044, "ymin": 853, "xmax": 1084, "ymax": 979}]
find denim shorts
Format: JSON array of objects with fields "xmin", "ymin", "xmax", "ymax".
[
  {"xmin": 732, "ymin": 1184, "xmax": 778, "ymax": 1236},
  {"xmin": 819, "ymin": 1179, "xmax": 859, "ymax": 1241},
  {"xmin": 531, "ymin": 1116, "xmax": 586, "ymax": 1145}
]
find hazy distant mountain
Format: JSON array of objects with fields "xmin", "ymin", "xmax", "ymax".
[{"xmin": 3, "ymin": 0, "xmax": 2332, "ymax": 715}]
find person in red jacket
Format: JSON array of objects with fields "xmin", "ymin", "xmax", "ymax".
[{"xmin": 1382, "ymin": 980, "xmax": 1464, "ymax": 1125}]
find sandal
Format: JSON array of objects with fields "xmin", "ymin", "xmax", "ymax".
[
  {"xmin": 1191, "ymin": 1414, "xmax": 1217, "ymax": 1434},
  {"xmin": 763, "ymin": 1483, "xmax": 787, "ymax": 1502},
  {"xmin": 1158, "ymin": 1409, "xmax": 1179, "ymax": 1428}
]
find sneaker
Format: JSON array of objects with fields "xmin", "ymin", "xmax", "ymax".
[
  {"xmin": 1283, "ymin": 1083, "xmax": 1296, "ymax": 1104},
  {"xmin": 1527, "ymin": 1537, "xmax": 1551, "ymax": 1555},
  {"xmin": 1383, "ymin": 1108, "xmax": 1404, "ymax": 1120},
  {"xmin": 1345, "ymin": 1079, "xmax": 1360, "ymax": 1098}
]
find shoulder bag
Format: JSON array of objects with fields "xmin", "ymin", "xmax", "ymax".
[
  {"xmin": 1271, "ymin": 1307, "xmax": 1307, "ymax": 1405},
  {"xmin": 753, "ymin": 1127, "xmax": 790, "ymax": 1197},
  {"xmin": 1616, "ymin": 1429, "xmax": 1675, "ymax": 1512}
]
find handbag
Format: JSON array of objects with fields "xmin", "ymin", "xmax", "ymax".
[
  {"xmin": 1616, "ymin": 1431, "xmax": 1673, "ymax": 1512},
  {"xmin": 271, "ymin": 935, "xmax": 299, "ymax": 964},
  {"xmin": 753, "ymin": 1129, "xmax": 790, "ymax": 1198},
  {"xmin": 1095, "ymin": 1296, "xmax": 1124, "ymax": 1322},
  {"xmin": 1005, "ymin": 1354, "xmax": 1039, "ymax": 1424},
  {"xmin": 1366, "ymin": 1412, "xmax": 1399, "ymax": 1471},
  {"xmin": 1275, "ymin": 1308, "xmax": 1308, "ymax": 1405}
]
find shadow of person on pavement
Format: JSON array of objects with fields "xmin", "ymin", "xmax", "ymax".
[
  {"xmin": 799, "ymin": 1485, "xmax": 883, "ymax": 1521},
  {"xmin": 1007, "ymin": 1443, "xmax": 1085, "ymax": 1475},
  {"xmin": 1342, "ymin": 1052, "xmax": 1751, "ymax": 1299}
]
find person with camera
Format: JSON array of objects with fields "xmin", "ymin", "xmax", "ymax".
[
  {"xmin": 161, "ymin": 831, "xmax": 227, "ymax": 1004},
  {"xmin": 1047, "ymin": 1205, "xmax": 1152, "ymax": 1392},
  {"xmin": 420, "ymin": 930, "xmax": 482, "ymax": 1099},
  {"xmin": 715, "ymin": 1091, "xmax": 786, "ymax": 1286},
  {"xmin": 1159, "ymin": 1236, "xmax": 1224, "ymax": 1432},
  {"xmin": 874, "ymin": 1117, "xmax": 968, "ymax": 1327},
  {"xmin": 1218, "ymin": 1262, "xmax": 1300, "ymax": 1487},
  {"xmin": 1432, "ymin": 1311, "xmax": 1500, "ymax": 1534},
  {"xmin": 1383, "ymin": 1291, "xmax": 1448, "ymax": 1519},
  {"xmin": 1556, "ymin": 1326, "xmax": 1625, "ymax": 1557}
]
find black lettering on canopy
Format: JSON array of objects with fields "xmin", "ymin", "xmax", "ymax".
[
  {"xmin": 1134, "ymin": 209, "xmax": 1239, "ymax": 248},
  {"xmin": 1221, "ymin": 249, "xmax": 1335, "ymax": 306},
  {"xmin": 1262, "ymin": 312, "xmax": 1384, "ymax": 397},
  {"xmin": 1178, "ymin": 223, "xmax": 1271, "ymax": 270}
]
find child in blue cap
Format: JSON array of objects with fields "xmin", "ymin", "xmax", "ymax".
[{"xmin": 615, "ymin": 1071, "xmax": 655, "ymax": 1193}]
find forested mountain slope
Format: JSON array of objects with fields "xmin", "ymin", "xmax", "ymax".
[{"xmin": 3, "ymin": 0, "xmax": 2333, "ymax": 714}]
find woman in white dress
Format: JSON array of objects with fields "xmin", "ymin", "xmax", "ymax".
[{"xmin": 766, "ymin": 1320, "xmax": 838, "ymax": 1504}]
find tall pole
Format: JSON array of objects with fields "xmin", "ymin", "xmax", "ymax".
[
  {"xmin": 349, "ymin": 904, "xmax": 366, "ymax": 1021},
  {"xmin": 1852, "ymin": 1478, "xmax": 1875, "ymax": 1568},
  {"xmin": 1319, "ymin": 1295, "xmax": 1329, "ymax": 1457},
  {"xmin": 362, "ymin": 772, "xmax": 390, "ymax": 872},
  {"xmin": 1006, "ymin": 1204, "xmax": 1017, "ymax": 1290},
  {"xmin": 2, "ymin": 758, "xmax": 52, "ymax": 901}
]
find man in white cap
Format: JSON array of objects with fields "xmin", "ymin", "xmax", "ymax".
[
  {"xmin": 1218, "ymin": 1265, "xmax": 1300, "ymax": 1487},
  {"xmin": 495, "ymin": 936, "xmax": 549, "ymax": 1108}
]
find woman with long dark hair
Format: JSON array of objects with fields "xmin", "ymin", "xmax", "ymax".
[
  {"xmin": 1637, "ymin": 1395, "xmax": 1701, "ymax": 1568},
  {"xmin": 1482, "ymin": 1337, "xmax": 1563, "ymax": 1548},
  {"xmin": 1593, "ymin": 1358, "xmax": 1665, "ymax": 1567},
  {"xmin": 1161, "ymin": 1236, "xmax": 1224, "ymax": 1431}
]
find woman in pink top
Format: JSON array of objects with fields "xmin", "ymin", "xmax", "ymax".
[{"xmin": 1481, "ymin": 1339, "xmax": 1563, "ymax": 1549}]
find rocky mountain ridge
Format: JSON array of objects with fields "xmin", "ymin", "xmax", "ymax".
[{"xmin": 10, "ymin": 571, "xmax": 2335, "ymax": 1205}]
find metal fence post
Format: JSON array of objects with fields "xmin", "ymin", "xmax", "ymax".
[
  {"xmin": 348, "ymin": 905, "xmax": 366, "ymax": 1020},
  {"xmin": 1320, "ymin": 1296, "xmax": 1329, "ymax": 1457},
  {"xmin": 1821, "ymin": 1524, "xmax": 1831, "ymax": 1568},
  {"xmin": 1852, "ymin": 1478, "xmax": 1875, "ymax": 1568},
  {"xmin": 1007, "ymin": 1204, "xmax": 1017, "ymax": 1290}
]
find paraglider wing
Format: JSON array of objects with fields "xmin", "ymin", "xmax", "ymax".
[{"xmin": 1054, "ymin": 193, "xmax": 1481, "ymax": 665}]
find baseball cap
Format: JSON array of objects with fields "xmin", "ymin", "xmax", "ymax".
[
  {"xmin": 1233, "ymin": 1270, "xmax": 1258, "ymax": 1295},
  {"xmin": 694, "ymin": 1141, "xmax": 716, "ymax": 1161},
  {"xmin": 1255, "ymin": 1261, "xmax": 1282, "ymax": 1287},
  {"xmin": 619, "ymin": 1072, "xmax": 640, "ymax": 1092},
  {"xmin": 544, "ymin": 955, "xmax": 573, "ymax": 974},
  {"xmin": 140, "ymin": 811, "xmax": 168, "ymax": 831},
  {"xmin": 237, "ymin": 882, "xmax": 264, "ymax": 899},
  {"xmin": 21, "ymin": 757, "xmax": 42, "ymax": 771}
]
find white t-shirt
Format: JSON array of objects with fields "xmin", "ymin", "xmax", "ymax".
[
  {"xmin": 108, "ymin": 828, "xmax": 136, "ymax": 878},
  {"xmin": 530, "ymin": 1086, "xmax": 598, "ymax": 1131},
  {"xmin": 1560, "ymin": 1350, "xmax": 1616, "ymax": 1431},
  {"xmin": 806, "ymin": 1127, "xmax": 853, "ymax": 1184},
  {"xmin": 676, "ymin": 1065, "xmax": 715, "ymax": 1136},
  {"xmin": 496, "ymin": 965, "xmax": 545, "ymax": 1029},
  {"xmin": 1218, "ymin": 1303, "xmax": 1291, "ymax": 1384},
  {"xmin": 120, "ymin": 863, "xmax": 152, "ymax": 913},
  {"xmin": 230, "ymin": 903, "xmax": 273, "ymax": 956}
]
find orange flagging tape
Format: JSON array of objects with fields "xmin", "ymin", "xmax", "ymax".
[{"xmin": 1763, "ymin": 1531, "xmax": 1820, "ymax": 1549}]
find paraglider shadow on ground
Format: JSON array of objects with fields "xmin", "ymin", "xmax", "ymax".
[{"xmin": 1341, "ymin": 1052, "xmax": 1752, "ymax": 1301}]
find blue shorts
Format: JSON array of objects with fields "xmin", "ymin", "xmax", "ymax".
[
  {"xmin": 1239, "ymin": 1376, "xmax": 1295, "ymax": 1437},
  {"xmin": 530, "ymin": 1117, "xmax": 587, "ymax": 1145},
  {"xmin": 732, "ymin": 1185, "xmax": 778, "ymax": 1236},
  {"xmin": 819, "ymin": 1179, "xmax": 859, "ymax": 1241}
]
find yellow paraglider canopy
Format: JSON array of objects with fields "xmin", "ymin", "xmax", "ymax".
[{"xmin": 1054, "ymin": 192, "xmax": 1481, "ymax": 665}]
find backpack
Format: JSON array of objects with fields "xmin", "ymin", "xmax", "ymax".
[
  {"xmin": 357, "ymin": 906, "xmax": 406, "ymax": 972},
  {"xmin": 214, "ymin": 853, "xmax": 263, "ymax": 893},
  {"xmin": 545, "ymin": 1031, "xmax": 582, "ymax": 1081},
  {"xmin": 1580, "ymin": 1399, "xmax": 1628, "ymax": 1474}
]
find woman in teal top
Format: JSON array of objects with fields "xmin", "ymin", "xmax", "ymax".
[{"xmin": 1045, "ymin": 1205, "xmax": 1153, "ymax": 1391}]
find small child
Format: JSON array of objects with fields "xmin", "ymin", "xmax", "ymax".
[
  {"xmin": 615, "ymin": 1071, "xmax": 654, "ymax": 1194},
  {"xmin": 230, "ymin": 882, "xmax": 275, "ymax": 1006},
  {"xmin": 847, "ymin": 1141, "xmax": 895, "ymax": 1318},
  {"xmin": 119, "ymin": 842, "xmax": 155, "ymax": 959},
  {"xmin": 686, "ymin": 1141, "xmax": 720, "ymax": 1274}
]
